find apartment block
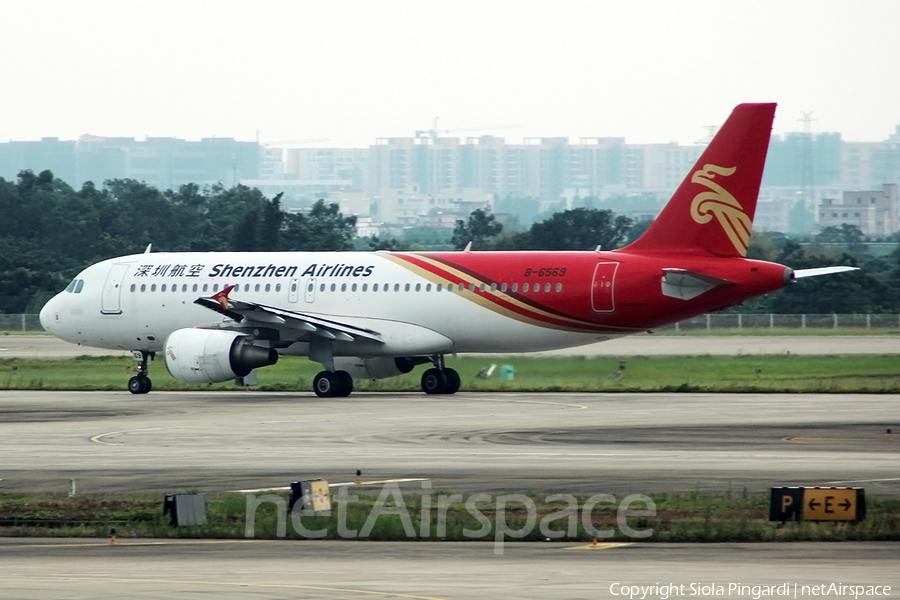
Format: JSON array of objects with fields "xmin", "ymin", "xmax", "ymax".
[{"xmin": 819, "ymin": 184, "xmax": 899, "ymax": 236}]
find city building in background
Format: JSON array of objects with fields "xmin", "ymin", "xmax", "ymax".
[
  {"xmin": 2, "ymin": 122, "xmax": 899, "ymax": 237},
  {"xmin": 819, "ymin": 184, "xmax": 899, "ymax": 237}
]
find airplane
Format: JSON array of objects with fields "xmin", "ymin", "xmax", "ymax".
[{"xmin": 39, "ymin": 103, "xmax": 855, "ymax": 397}]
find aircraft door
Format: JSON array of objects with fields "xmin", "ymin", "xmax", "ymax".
[
  {"xmin": 100, "ymin": 264, "xmax": 129, "ymax": 315},
  {"xmin": 288, "ymin": 277, "xmax": 300, "ymax": 303},
  {"xmin": 591, "ymin": 262, "xmax": 618, "ymax": 313},
  {"xmin": 304, "ymin": 278, "xmax": 316, "ymax": 303}
]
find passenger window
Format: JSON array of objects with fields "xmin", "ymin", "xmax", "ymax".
[
  {"xmin": 351, "ymin": 283, "xmax": 357, "ymax": 292},
  {"xmin": 266, "ymin": 284, "xmax": 271, "ymax": 292},
  {"xmin": 437, "ymin": 283, "xmax": 442, "ymax": 292},
  {"xmin": 275, "ymin": 283, "xmax": 281, "ymax": 292},
  {"xmin": 331, "ymin": 284, "xmax": 336, "ymax": 292},
  {"xmin": 193, "ymin": 284, "xmax": 198, "ymax": 292},
  {"xmin": 341, "ymin": 283, "xmax": 347, "ymax": 292},
  {"xmin": 291, "ymin": 283, "xmax": 297, "ymax": 292},
  {"xmin": 373, "ymin": 283, "xmax": 379, "ymax": 292},
  {"xmin": 130, "ymin": 284, "xmax": 136, "ymax": 292},
  {"xmin": 140, "ymin": 284, "xmax": 146, "ymax": 292},
  {"xmin": 151, "ymin": 284, "xmax": 157, "ymax": 292},
  {"xmin": 479, "ymin": 283, "xmax": 485, "ymax": 292},
  {"xmin": 512, "ymin": 283, "xmax": 518, "ymax": 292},
  {"xmin": 182, "ymin": 284, "xmax": 188, "ymax": 292},
  {"xmin": 501, "ymin": 283, "xmax": 508, "ymax": 292},
  {"xmin": 255, "ymin": 284, "xmax": 260, "ymax": 292},
  {"xmin": 213, "ymin": 284, "xmax": 219, "ymax": 292},
  {"xmin": 415, "ymin": 283, "xmax": 421, "ymax": 292},
  {"xmin": 362, "ymin": 283, "xmax": 368, "ymax": 292},
  {"xmin": 468, "ymin": 283, "xmax": 475, "ymax": 292},
  {"xmin": 490, "ymin": 283, "xmax": 497, "ymax": 292},
  {"xmin": 555, "ymin": 283, "xmax": 562, "ymax": 292},
  {"xmin": 161, "ymin": 284, "xmax": 167, "ymax": 292},
  {"xmin": 458, "ymin": 283, "xmax": 464, "ymax": 292},
  {"xmin": 202, "ymin": 284, "xmax": 208, "ymax": 292},
  {"xmin": 523, "ymin": 283, "xmax": 529, "ymax": 292},
  {"xmin": 426, "ymin": 283, "xmax": 432, "ymax": 292},
  {"xmin": 545, "ymin": 283, "xmax": 551, "ymax": 292},
  {"xmin": 319, "ymin": 283, "xmax": 325, "ymax": 292},
  {"xmin": 394, "ymin": 284, "xmax": 400, "ymax": 292}
]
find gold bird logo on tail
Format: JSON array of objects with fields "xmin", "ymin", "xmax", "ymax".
[{"xmin": 689, "ymin": 164, "xmax": 751, "ymax": 256}]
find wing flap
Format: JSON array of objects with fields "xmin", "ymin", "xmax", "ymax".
[{"xmin": 193, "ymin": 292, "xmax": 382, "ymax": 343}]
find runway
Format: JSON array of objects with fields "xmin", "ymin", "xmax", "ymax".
[
  {"xmin": 1, "ymin": 390, "xmax": 898, "ymax": 495},
  {"xmin": 1, "ymin": 539, "xmax": 898, "ymax": 600},
  {"xmin": 2, "ymin": 390, "xmax": 899, "ymax": 598}
]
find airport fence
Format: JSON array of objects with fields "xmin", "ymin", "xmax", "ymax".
[
  {"xmin": 660, "ymin": 313, "xmax": 900, "ymax": 331},
  {"xmin": 3, "ymin": 313, "xmax": 899, "ymax": 334},
  {"xmin": 0, "ymin": 314, "xmax": 44, "ymax": 332}
]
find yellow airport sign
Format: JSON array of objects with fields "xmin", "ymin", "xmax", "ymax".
[
  {"xmin": 803, "ymin": 488, "xmax": 858, "ymax": 521},
  {"xmin": 770, "ymin": 487, "xmax": 865, "ymax": 522},
  {"xmin": 308, "ymin": 480, "xmax": 331, "ymax": 512}
]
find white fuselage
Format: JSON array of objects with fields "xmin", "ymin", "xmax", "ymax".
[{"xmin": 39, "ymin": 251, "xmax": 612, "ymax": 357}]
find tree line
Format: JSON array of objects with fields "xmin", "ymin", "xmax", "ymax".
[{"xmin": 1, "ymin": 169, "xmax": 898, "ymax": 315}]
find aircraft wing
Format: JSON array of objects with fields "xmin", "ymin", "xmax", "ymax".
[{"xmin": 194, "ymin": 286, "xmax": 383, "ymax": 343}]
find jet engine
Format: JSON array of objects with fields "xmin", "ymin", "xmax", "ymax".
[
  {"xmin": 333, "ymin": 356, "xmax": 427, "ymax": 381},
  {"xmin": 164, "ymin": 329, "xmax": 278, "ymax": 384}
]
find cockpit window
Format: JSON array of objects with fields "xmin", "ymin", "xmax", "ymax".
[
  {"xmin": 74, "ymin": 280, "xmax": 84, "ymax": 294},
  {"xmin": 65, "ymin": 279, "xmax": 77, "ymax": 293}
]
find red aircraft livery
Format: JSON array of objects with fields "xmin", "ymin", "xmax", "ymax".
[{"xmin": 40, "ymin": 103, "xmax": 855, "ymax": 397}]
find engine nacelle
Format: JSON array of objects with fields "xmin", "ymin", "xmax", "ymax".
[
  {"xmin": 164, "ymin": 329, "xmax": 278, "ymax": 384},
  {"xmin": 333, "ymin": 357, "xmax": 424, "ymax": 381}
]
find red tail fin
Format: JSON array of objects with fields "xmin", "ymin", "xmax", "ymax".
[{"xmin": 622, "ymin": 103, "xmax": 776, "ymax": 257}]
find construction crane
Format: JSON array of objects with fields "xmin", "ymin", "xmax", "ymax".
[{"xmin": 414, "ymin": 118, "xmax": 522, "ymax": 141}]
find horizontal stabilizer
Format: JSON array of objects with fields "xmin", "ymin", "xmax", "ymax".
[
  {"xmin": 661, "ymin": 268, "xmax": 732, "ymax": 301},
  {"xmin": 792, "ymin": 266, "xmax": 858, "ymax": 279}
]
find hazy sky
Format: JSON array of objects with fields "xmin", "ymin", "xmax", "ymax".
[{"xmin": 2, "ymin": 0, "xmax": 898, "ymax": 146}]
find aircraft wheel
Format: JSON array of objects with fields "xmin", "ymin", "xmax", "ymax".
[
  {"xmin": 313, "ymin": 371, "xmax": 339, "ymax": 398},
  {"xmin": 128, "ymin": 376, "xmax": 151, "ymax": 394},
  {"xmin": 421, "ymin": 368, "xmax": 448, "ymax": 395},
  {"xmin": 444, "ymin": 368, "xmax": 461, "ymax": 394},
  {"xmin": 335, "ymin": 370, "xmax": 354, "ymax": 397}
]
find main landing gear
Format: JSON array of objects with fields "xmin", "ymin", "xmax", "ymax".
[
  {"xmin": 128, "ymin": 350, "xmax": 153, "ymax": 394},
  {"xmin": 421, "ymin": 355, "xmax": 460, "ymax": 395},
  {"xmin": 313, "ymin": 370, "xmax": 353, "ymax": 398}
]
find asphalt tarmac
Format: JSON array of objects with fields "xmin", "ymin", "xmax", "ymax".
[
  {"xmin": 1, "ymin": 390, "xmax": 898, "ymax": 495},
  {"xmin": 2, "ymin": 390, "xmax": 898, "ymax": 598},
  {"xmin": 1, "ymin": 539, "xmax": 897, "ymax": 600}
]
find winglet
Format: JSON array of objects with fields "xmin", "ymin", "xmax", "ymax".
[{"xmin": 211, "ymin": 285, "xmax": 236, "ymax": 310}]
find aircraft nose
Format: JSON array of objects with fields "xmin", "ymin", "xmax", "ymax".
[{"xmin": 39, "ymin": 296, "xmax": 58, "ymax": 333}]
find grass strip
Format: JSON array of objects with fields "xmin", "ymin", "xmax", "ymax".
[
  {"xmin": 1, "ymin": 490, "xmax": 898, "ymax": 542},
  {"xmin": 0, "ymin": 354, "xmax": 898, "ymax": 393}
]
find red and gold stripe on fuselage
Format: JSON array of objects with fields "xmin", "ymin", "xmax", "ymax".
[{"xmin": 384, "ymin": 252, "xmax": 635, "ymax": 334}]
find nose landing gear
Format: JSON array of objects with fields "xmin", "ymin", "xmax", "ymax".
[{"xmin": 128, "ymin": 350, "xmax": 153, "ymax": 394}]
